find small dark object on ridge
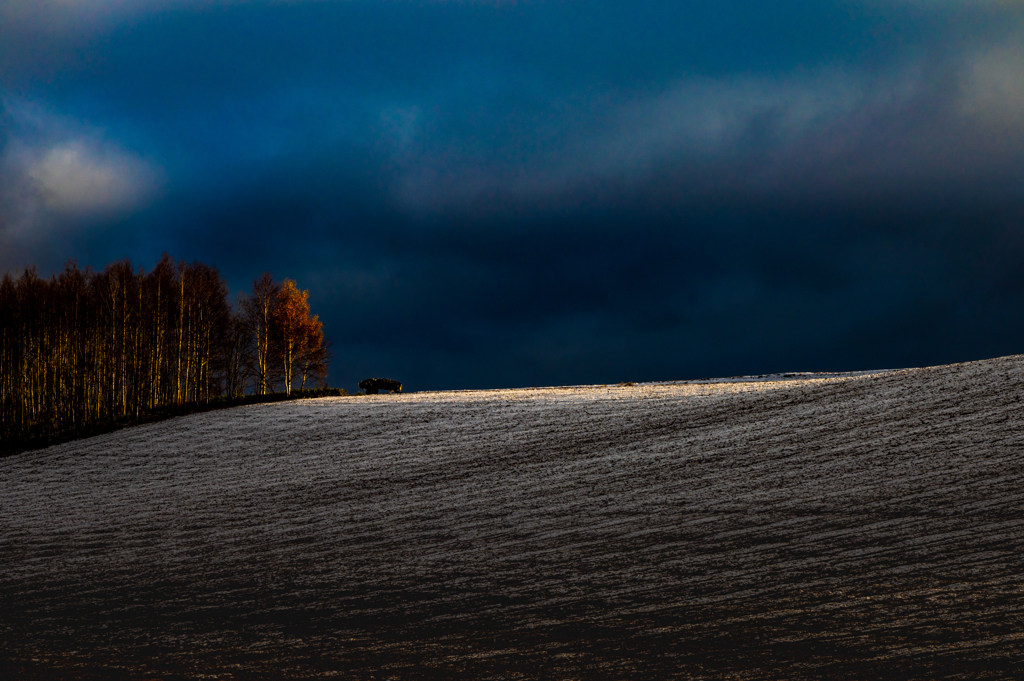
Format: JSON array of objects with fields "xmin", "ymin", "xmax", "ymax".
[
  {"xmin": 358, "ymin": 378, "xmax": 403, "ymax": 395},
  {"xmin": 619, "ymin": 381, "xmax": 636, "ymax": 387}
]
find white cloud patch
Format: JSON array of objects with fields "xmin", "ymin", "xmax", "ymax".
[
  {"xmin": 386, "ymin": 68, "xmax": 891, "ymax": 213},
  {"xmin": 961, "ymin": 40, "xmax": 1024, "ymax": 128},
  {"xmin": 0, "ymin": 101, "xmax": 165, "ymax": 247},
  {"xmin": 574, "ymin": 71, "xmax": 870, "ymax": 177},
  {"xmin": 389, "ymin": 42, "xmax": 1024, "ymax": 216},
  {"xmin": 17, "ymin": 140, "xmax": 161, "ymax": 215}
]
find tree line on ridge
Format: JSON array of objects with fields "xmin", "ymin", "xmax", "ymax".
[{"xmin": 0, "ymin": 254, "xmax": 331, "ymax": 451}]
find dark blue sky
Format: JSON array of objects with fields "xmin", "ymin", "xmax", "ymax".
[{"xmin": 3, "ymin": 0, "xmax": 1024, "ymax": 390}]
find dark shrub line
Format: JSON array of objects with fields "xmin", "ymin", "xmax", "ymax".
[{"xmin": 1, "ymin": 387, "xmax": 350, "ymax": 457}]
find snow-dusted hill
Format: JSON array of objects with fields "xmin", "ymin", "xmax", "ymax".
[{"xmin": 2, "ymin": 356, "xmax": 1024, "ymax": 679}]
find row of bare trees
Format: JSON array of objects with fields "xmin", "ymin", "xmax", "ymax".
[{"xmin": 1, "ymin": 255, "xmax": 330, "ymax": 446}]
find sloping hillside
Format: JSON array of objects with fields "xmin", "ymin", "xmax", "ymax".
[{"xmin": 2, "ymin": 356, "xmax": 1023, "ymax": 679}]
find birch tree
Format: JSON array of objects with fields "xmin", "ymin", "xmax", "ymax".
[{"xmin": 244, "ymin": 273, "xmax": 280, "ymax": 395}]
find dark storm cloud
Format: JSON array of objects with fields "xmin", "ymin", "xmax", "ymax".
[{"xmin": 3, "ymin": 0, "xmax": 1024, "ymax": 389}]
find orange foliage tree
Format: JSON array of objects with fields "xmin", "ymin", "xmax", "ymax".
[{"xmin": 272, "ymin": 279, "xmax": 325, "ymax": 395}]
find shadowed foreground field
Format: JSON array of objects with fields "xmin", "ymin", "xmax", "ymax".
[{"xmin": 2, "ymin": 357, "xmax": 1023, "ymax": 679}]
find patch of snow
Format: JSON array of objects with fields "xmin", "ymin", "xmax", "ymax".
[{"xmin": 1, "ymin": 356, "xmax": 1023, "ymax": 678}]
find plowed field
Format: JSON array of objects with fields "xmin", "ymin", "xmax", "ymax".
[{"xmin": 3, "ymin": 356, "xmax": 1024, "ymax": 679}]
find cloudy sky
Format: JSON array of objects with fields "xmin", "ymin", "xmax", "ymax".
[{"xmin": 3, "ymin": 0, "xmax": 1024, "ymax": 390}]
